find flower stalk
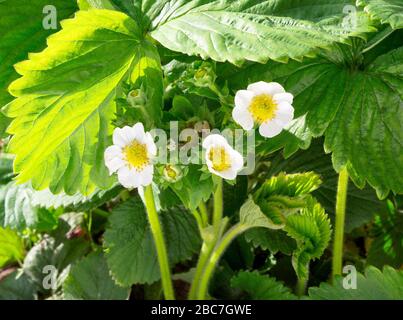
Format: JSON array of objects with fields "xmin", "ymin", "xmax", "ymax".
[
  {"xmin": 144, "ymin": 185, "xmax": 175, "ymax": 300},
  {"xmin": 213, "ymin": 177, "xmax": 224, "ymax": 229},
  {"xmin": 332, "ymin": 167, "xmax": 349, "ymax": 278},
  {"xmin": 196, "ymin": 223, "xmax": 249, "ymax": 299}
]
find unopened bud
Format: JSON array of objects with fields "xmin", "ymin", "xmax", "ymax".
[
  {"xmin": 163, "ymin": 165, "xmax": 183, "ymax": 183},
  {"xmin": 127, "ymin": 88, "xmax": 146, "ymax": 107},
  {"xmin": 193, "ymin": 62, "xmax": 216, "ymax": 87},
  {"xmin": 194, "ymin": 121, "xmax": 210, "ymax": 133}
]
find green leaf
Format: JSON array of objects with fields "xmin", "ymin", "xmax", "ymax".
[
  {"xmin": 267, "ymin": 139, "xmax": 386, "ymax": 232},
  {"xmin": 358, "ymin": 0, "xmax": 403, "ymax": 29},
  {"xmin": 239, "ymin": 198, "xmax": 284, "ymax": 230},
  {"xmin": 0, "ymin": 182, "xmax": 60, "ymax": 232},
  {"xmin": 129, "ymin": 40, "xmax": 164, "ymax": 128},
  {"xmin": 23, "ymin": 213, "xmax": 90, "ymax": 293},
  {"xmin": 0, "ymin": 227, "xmax": 25, "ymax": 268},
  {"xmin": 245, "ymin": 172, "xmax": 323, "ymax": 253},
  {"xmin": 78, "ymin": 0, "xmax": 115, "ymax": 10},
  {"xmin": 3, "ymin": 9, "xmax": 144, "ymax": 195},
  {"xmin": 227, "ymin": 43, "xmax": 403, "ymax": 198},
  {"xmin": 104, "ymin": 197, "xmax": 201, "ymax": 286},
  {"xmin": 171, "ymin": 165, "xmax": 214, "ymax": 210},
  {"xmin": 324, "ymin": 48, "xmax": 403, "ymax": 198},
  {"xmin": 63, "ymin": 251, "xmax": 130, "ymax": 300},
  {"xmin": 0, "ymin": 0, "xmax": 77, "ymax": 108},
  {"xmin": 245, "ymin": 228, "xmax": 296, "ymax": 255},
  {"xmin": 223, "ymin": 175, "xmax": 248, "ymax": 216},
  {"xmin": 0, "ymin": 113, "xmax": 10, "ymax": 138},
  {"xmin": 256, "ymin": 172, "xmax": 322, "ymax": 198},
  {"xmin": 231, "ymin": 271, "xmax": 296, "ymax": 300},
  {"xmin": 147, "ymin": 0, "xmax": 374, "ymax": 65},
  {"xmin": 0, "ymin": 270, "xmax": 37, "ymax": 300},
  {"xmin": 0, "ymin": 153, "xmax": 13, "ymax": 184},
  {"xmin": 367, "ymin": 199, "xmax": 403, "ymax": 268},
  {"xmin": 30, "ymin": 184, "xmax": 121, "ymax": 212},
  {"xmin": 284, "ymin": 200, "xmax": 332, "ymax": 279},
  {"xmin": 253, "ymin": 172, "xmax": 322, "ymax": 227},
  {"xmin": 309, "ymin": 266, "xmax": 403, "ymax": 299}
]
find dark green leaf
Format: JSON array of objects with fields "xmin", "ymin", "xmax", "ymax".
[
  {"xmin": 267, "ymin": 139, "xmax": 386, "ymax": 232},
  {"xmin": 23, "ymin": 213, "xmax": 90, "ymax": 293},
  {"xmin": 231, "ymin": 271, "xmax": 296, "ymax": 300},
  {"xmin": 0, "ymin": 270, "xmax": 37, "ymax": 300},
  {"xmin": 63, "ymin": 251, "xmax": 130, "ymax": 300},
  {"xmin": 104, "ymin": 197, "xmax": 201, "ymax": 286},
  {"xmin": 367, "ymin": 200, "xmax": 403, "ymax": 268},
  {"xmin": 309, "ymin": 266, "xmax": 403, "ymax": 299}
]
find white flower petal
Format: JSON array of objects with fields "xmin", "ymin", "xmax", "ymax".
[
  {"xmin": 274, "ymin": 103, "xmax": 294, "ymax": 126},
  {"xmin": 217, "ymin": 168, "xmax": 238, "ymax": 180},
  {"xmin": 274, "ymin": 112, "xmax": 293, "ymax": 126},
  {"xmin": 202, "ymin": 134, "xmax": 229, "ymax": 149},
  {"xmin": 259, "ymin": 120, "xmax": 284, "ymax": 138},
  {"xmin": 203, "ymin": 136, "xmax": 243, "ymax": 180},
  {"xmin": 230, "ymin": 149, "xmax": 244, "ymax": 172},
  {"xmin": 232, "ymin": 106, "xmax": 254, "ymax": 130},
  {"xmin": 144, "ymin": 132, "xmax": 157, "ymax": 157},
  {"xmin": 132, "ymin": 122, "xmax": 145, "ymax": 137},
  {"xmin": 104, "ymin": 145, "xmax": 122, "ymax": 162},
  {"xmin": 105, "ymin": 157, "xmax": 126, "ymax": 175},
  {"xmin": 277, "ymin": 102, "xmax": 294, "ymax": 115},
  {"xmin": 234, "ymin": 89, "xmax": 254, "ymax": 110},
  {"xmin": 117, "ymin": 166, "xmax": 141, "ymax": 189},
  {"xmin": 113, "ymin": 126, "xmax": 135, "ymax": 147},
  {"xmin": 273, "ymin": 92, "xmax": 294, "ymax": 104},
  {"xmin": 247, "ymin": 81, "xmax": 285, "ymax": 96},
  {"xmin": 139, "ymin": 165, "xmax": 154, "ymax": 186}
]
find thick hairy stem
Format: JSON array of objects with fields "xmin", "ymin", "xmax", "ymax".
[
  {"xmin": 213, "ymin": 178, "xmax": 223, "ymax": 230},
  {"xmin": 332, "ymin": 167, "xmax": 349, "ymax": 278},
  {"xmin": 188, "ymin": 219, "xmax": 229, "ymax": 300},
  {"xmin": 199, "ymin": 202, "xmax": 209, "ymax": 226},
  {"xmin": 144, "ymin": 185, "xmax": 175, "ymax": 300},
  {"xmin": 197, "ymin": 223, "xmax": 248, "ymax": 299}
]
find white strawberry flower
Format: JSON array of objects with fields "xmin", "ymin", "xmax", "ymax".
[
  {"xmin": 232, "ymin": 81, "xmax": 294, "ymax": 138},
  {"xmin": 104, "ymin": 123, "xmax": 157, "ymax": 189},
  {"xmin": 202, "ymin": 134, "xmax": 244, "ymax": 180}
]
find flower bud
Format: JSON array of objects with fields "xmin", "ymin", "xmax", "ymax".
[
  {"xmin": 162, "ymin": 164, "xmax": 183, "ymax": 183},
  {"xmin": 192, "ymin": 62, "xmax": 216, "ymax": 87},
  {"xmin": 127, "ymin": 87, "xmax": 147, "ymax": 107}
]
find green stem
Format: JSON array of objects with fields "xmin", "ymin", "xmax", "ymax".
[
  {"xmin": 213, "ymin": 178, "xmax": 223, "ymax": 230},
  {"xmin": 188, "ymin": 219, "xmax": 228, "ymax": 300},
  {"xmin": 188, "ymin": 242, "xmax": 213, "ymax": 300},
  {"xmin": 144, "ymin": 185, "xmax": 175, "ymax": 300},
  {"xmin": 191, "ymin": 209, "xmax": 203, "ymax": 232},
  {"xmin": 199, "ymin": 203, "xmax": 209, "ymax": 226},
  {"xmin": 296, "ymin": 278, "xmax": 307, "ymax": 297},
  {"xmin": 197, "ymin": 223, "xmax": 248, "ymax": 300},
  {"xmin": 362, "ymin": 26, "xmax": 394, "ymax": 54},
  {"xmin": 189, "ymin": 179, "xmax": 225, "ymax": 299},
  {"xmin": 332, "ymin": 167, "xmax": 349, "ymax": 279},
  {"xmin": 296, "ymin": 268, "xmax": 309, "ymax": 297},
  {"xmin": 93, "ymin": 208, "xmax": 109, "ymax": 218}
]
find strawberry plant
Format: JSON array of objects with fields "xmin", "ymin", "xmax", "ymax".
[{"xmin": 0, "ymin": 0, "xmax": 402, "ymax": 300}]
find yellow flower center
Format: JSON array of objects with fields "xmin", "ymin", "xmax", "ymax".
[
  {"xmin": 123, "ymin": 140, "xmax": 149, "ymax": 171},
  {"xmin": 208, "ymin": 147, "xmax": 231, "ymax": 172},
  {"xmin": 248, "ymin": 94, "xmax": 278, "ymax": 124}
]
